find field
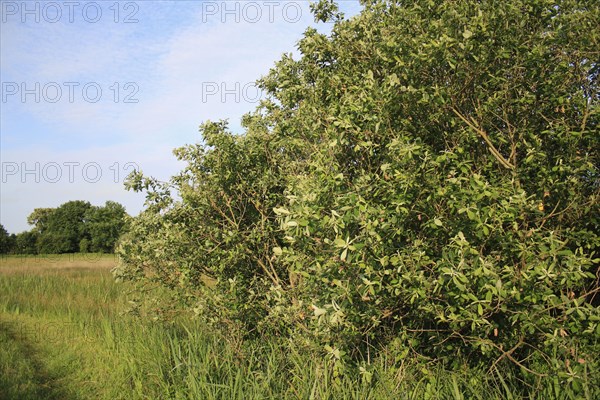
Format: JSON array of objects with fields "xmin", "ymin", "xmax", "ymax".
[{"xmin": 0, "ymin": 254, "xmax": 587, "ymax": 399}]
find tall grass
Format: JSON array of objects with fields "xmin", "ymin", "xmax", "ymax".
[{"xmin": 0, "ymin": 254, "xmax": 595, "ymax": 399}]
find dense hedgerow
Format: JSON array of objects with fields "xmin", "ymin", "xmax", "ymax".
[{"xmin": 115, "ymin": 0, "xmax": 599, "ymax": 392}]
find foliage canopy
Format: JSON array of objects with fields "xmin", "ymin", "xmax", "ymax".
[
  {"xmin": 117, "ymin": 0, "xmax": 599, "ymax": 391},
  {"xmin": 4, "ymin": 200, "xmax": 128, "ymax": 254}
]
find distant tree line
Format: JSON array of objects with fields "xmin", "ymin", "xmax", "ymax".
[{"xmin": 0, "ymin": 200, "xmax": 128, "ymax": 254}]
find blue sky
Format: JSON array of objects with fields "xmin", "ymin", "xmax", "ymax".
[{"xmin": 0, "ymin": 0, "xmax": 362, "ymax": 233}]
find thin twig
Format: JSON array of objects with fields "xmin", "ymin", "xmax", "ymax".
[
  {"xmin": 487, "ymin": 337, "xmax": 547, "ymax": 377},
  {"xmin": 452, "ymin": 108, "xmax": 515, "ymax": 170}
]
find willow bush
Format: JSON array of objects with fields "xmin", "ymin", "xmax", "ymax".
[{"xmin": 116, "ymin": 0, "xmax": 599, "ymax": 391}]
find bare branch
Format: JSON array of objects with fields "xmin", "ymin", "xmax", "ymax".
[{"xmin": 452, "ymin": 108, "xmax": 515, "ymax": 170}]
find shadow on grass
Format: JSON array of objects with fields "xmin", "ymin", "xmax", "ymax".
[{"xmin": 0, "ymin": 318, "xmax": 79, "ymax": 400}]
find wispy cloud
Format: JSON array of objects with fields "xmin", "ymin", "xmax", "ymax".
[{"xmin": 1, "ymin": 1, "xmax": 362, "ymax": 233}]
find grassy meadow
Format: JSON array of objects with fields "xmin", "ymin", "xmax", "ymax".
[{"xmin": 0, "ymin": 254, "xmax": 591, "ymax": 399}]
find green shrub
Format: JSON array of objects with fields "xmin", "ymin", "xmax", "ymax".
[{"xmin": 116, "ymin": 0, "xmax": 599, "ymax": 392}]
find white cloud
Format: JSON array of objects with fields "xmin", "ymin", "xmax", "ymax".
[{"xmin": 1, "ymin": 1, "xmax": 363, "ymax": 233}]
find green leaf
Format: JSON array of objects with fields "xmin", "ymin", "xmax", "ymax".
[
  {"xmin": 485, "ymin": 292, "xmax": 493, "ymax": 302},
  {"xmin": 340, "ymin": 248, "xmax": 348, "ymax": 261},
  {"xmin": 273, "ymin": 207, "xmax": 290, "ymax": 215},
  {"xmin": 333, "ymin": 238, "xmax": 346, "ymax": 248},
  {"xmin": 313, "ymin": 305, "xmax": 327, "ymax": 317}
]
